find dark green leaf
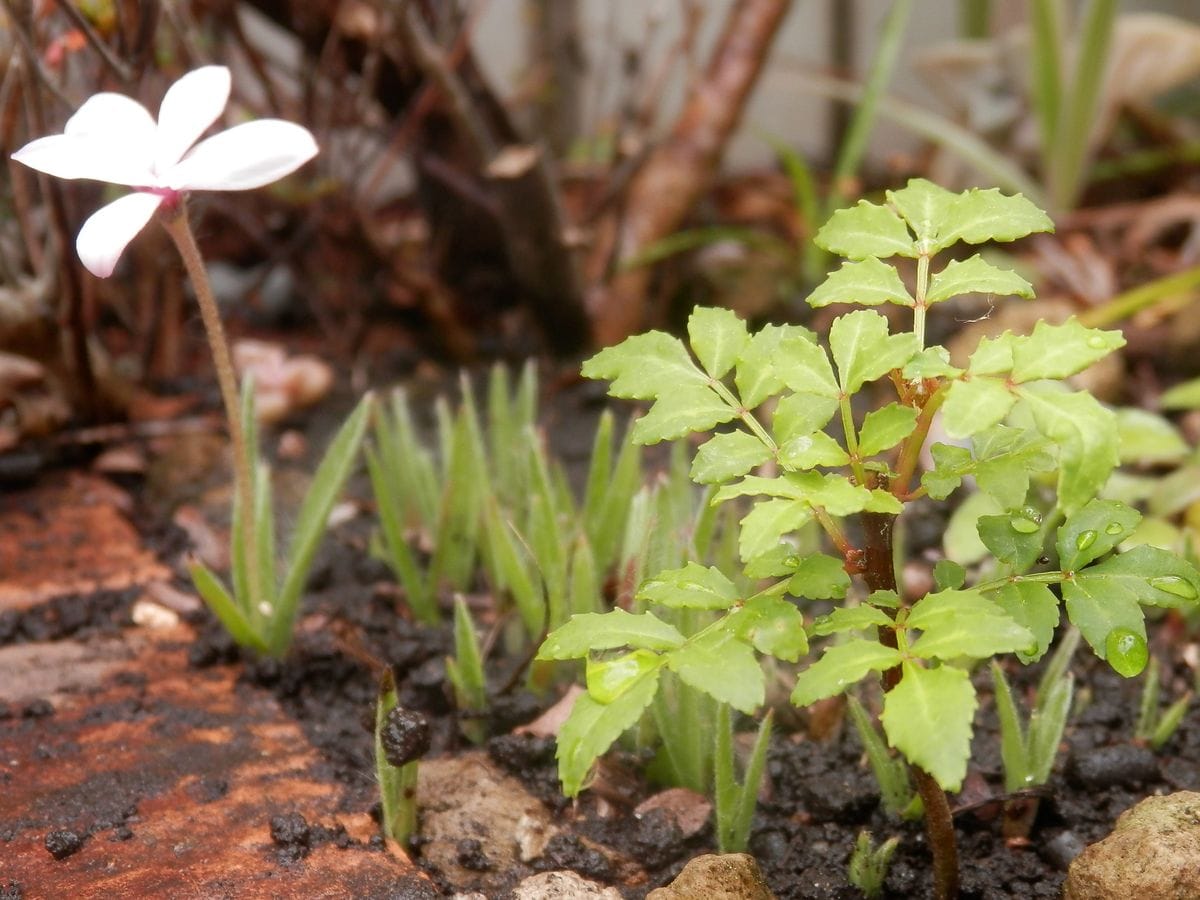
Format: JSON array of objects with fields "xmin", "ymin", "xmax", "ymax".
[
  {"xmin": 788, "ymin": 553, "xmax": 852, "ymax": 599},
  {"xmin": 1057, "ymin": 499, "xmax": 1141, "ymax": 572},
  {"xmin": 667, "ymin": 631, "xmax": 764, "ymax": 714},
  {"xmin": 791, "ymin": 639, "xmax": 903, "ymax": 707},
  {"xmin": 557, "ymin": 669, "xmax": 661, "ymax": 796},
  {"xmin": 977, "ymin": 512, "xmax": 1045, "ymax": 570},
  {"xmin": 994, "ymin": 582, "xmax": 1060, "ymax": 663}
]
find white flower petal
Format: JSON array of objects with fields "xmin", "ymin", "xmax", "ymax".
[
  {"xmin": 155, "ymin": 66, "xmax": 231, "ymax": 174},
  {"xmin": 76, "ymin": 192, "xmax": 164, "ymax": 278},
  {"xmin": 167, "ymin": 120, "xmax": 318, "ymax": 191},
  {"xmin": 65, "ymin": 92, "xmax": 157, "ymax": 144},
  {"xmin": 12, "ymin": 133, "xmax": 157, "ymax": 186}
]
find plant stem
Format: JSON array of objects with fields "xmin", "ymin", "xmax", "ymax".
[
  {"xmin": 893, "ymin": 381, "xmax": 947, "ymax": 495},
  {"xmin": 913, "ymin": 252, "xmax": 931, "ymax": 350},
  {"xmin": 159, "ymin": 201, "xmax": 262, "ymax": 617},
  {"xmin": 861, "ymin": 507, "xmax": 959, "ymax": 899}
]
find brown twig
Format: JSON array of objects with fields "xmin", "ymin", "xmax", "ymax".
[{"xmin": 52, "ymin": 0, "xmax": 135, "ymax": 83}]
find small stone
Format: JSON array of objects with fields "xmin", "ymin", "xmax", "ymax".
[
  {"xmin": 44, "ymin": 830, "xmax": 84, "ymax": 860},
  {"xmin": 381, "ymin": 707, "xmax": 432, "ymax": 768},
  {"xmin": 512, "ymin": 870, "xmax": 622, "ymax": 899},
  {"xmin": 1041, "ymin": 830, "xmax": 1086, "ymax": 871},
  {"xmin": 1066, "ymin": 744, "xmax": 1159, "ymax": 790},
  {"xmin": 1065, "ymin": 791, "xmax": 1200, "ymax": 899},
  {"xmin": 646, "ymin": 853, "xmax": 776, "ymax": 900}
]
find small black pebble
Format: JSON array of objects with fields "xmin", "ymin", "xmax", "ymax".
[
  {"xmin": 1066, "ymin": 743, "xmax": 1159, "ymax": 790},
  {"xmin": 367, "ymin": 834, "xmax": 385, "ymax": 850},
  {"xmin": 381, "ymin": 707, "xmax": 432, "ymax": 768},
  {"xmin": 44, "ymin": 830, "xmax": 84, "ymax": 860},
  {"xmin": 1040, "ymin": 830, "xmax": 1085, "ymax": 871},
  {"xmin": 269, "ymin": 813, "xmax": 310, "ymax": 848},
  {"xmin": 455, "ymin": 838, "xmax": 492, "ymax": 871},
  {"xmin": 22, "ymin": 699, "xmax": 54, "ymax": 719}
]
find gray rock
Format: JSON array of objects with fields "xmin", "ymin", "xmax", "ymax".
[
  {"xmin": 1064, "ymin": 791, "xmax": 1200, "ymax": 900},
  {"xmin": 647, "ymin": 853, "xmax": 776, "ymax": 900},
  {"xmin": 512, "ymin": 871, "xmax": 622, "ymax": 899}
]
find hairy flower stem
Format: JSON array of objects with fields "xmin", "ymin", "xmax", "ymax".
[
  {"xmin": 160, "ymin": 202, "xmax": 262, "ymax": 617},
  {"xmin": 862, "ymin": 508, "xmax": 959, "ymax": 900}
]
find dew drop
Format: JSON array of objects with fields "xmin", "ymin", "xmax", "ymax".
[
  {"xmin": 785, "ymin": 555, "xmax": 801, "ymax": 568},
  {"xmin": 1075, "ymin": 530, "xmax": 1097, "ymax": 551},
  {"xmin": 1148, "ymin": 575, "xmax": 1198, "ymax": 600},
  {"xmin": 1105, "ymin": 628, "xmax": 1148, "ymax": 677},
  {"xmin": 1104, "ymin": 522, "xmax": 1124, "ymax": 535},
  {"xmin": 1009, "ymin": 516, "xmax": 1040, "ymax": 534},
  {"xmin": 1087, "ymin": 335, "xmax": 1107, "ymax": 349}
]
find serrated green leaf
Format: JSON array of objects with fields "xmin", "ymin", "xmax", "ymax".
[
  {"xmin": 1018, "ymin": 386, "xmax": 1119, "ymax": 515},
  {"xmin": 858, "ymin": 403, "xmax": 918, "ymax": 457},
  {"xmin": 811, "ymin": 605, "xmax": 894, "ymax": 636},
  {"xmin": 537, "ymin": 609, "xmax": 686, "ymax": 660},
  {"xmin": 632, "ymin": 385, "xmax": 737, "ymax": 444},
  {"xmin": 778, "ymin": 431, "xmax": 850, "ymax": 469},
  {"xmin": 1062, "ymin": 577, "xmax": 1146, "ymax": 664},
  {"xmin": 691, "ymin": 430, "xmax": 772, "ymax": 484},
  {"xmin": 908, "ymin": 589, "xmax": 1035, "ymax": 660},
  {"xmin": 788, "ymin": 553, "xmax": 851, "ymax": 599},
  {"xmin": 1057, "ymin": 499, "xmax": 1141, "ymax": 571},
  {"xmin": 887, "ymin": 178, "xmax": 954, "ymax": 244},
  {"xmin": 865, "ymin": 490, "xmax": 904, "ymax": 513},
  {"xmin": 1010, "ymin": 319, "xmax": 1125, "ymax": 383},
  {"xmin": 557, "ymin": 670, "xmax": 661, "ymax": 796},
  {"xmin": 933, "ymin": 187, "xmax": 1054, "ymax": 253},
  {"xmin": 773, "ymin": 393, "xmax": 840, "ymax": 443},
  {"xmin": 830, "ymin": 310, "xmax": 919, "ymax": 395},
  {"xmin": 791, "ymin": 639, "xmax": 903, "ymax": 707},
  {"xmin": 638, "ymin": 561, "xmax": 739, "ymax": 610},
  {"xmin": 735, "ymin": 323, "xmax": 818, "ymax": 409},
  {"xmin": 921, "ymin": 443, "xmax": 973, "ymax": 500},
  {"xmin": 814, "ymin": 199, "xmax": 916, "ymax": 260},
  {"xmin": 1076, "ymin": 545, "xmax": 1200, "ymax": 608},
  {"xmin": 667, "ymin": 630, "xmax": 764, "ymax": 714},
  {"xmin": 933, "ymin": 560, "xmax": 966, "ymax": 591},
  {"xmin": 994, "ymin": 582, "xmax": 1060, "ymax": 663},
  {"xmin": 926, "ymin": 255, "xmax": 1035, "ymax": 305},
  {"xmin": 1116, "ymin": 408, "xmax": 1189, "ymax": 465},
  {"xmin": 881, "ymin": 662, "xmax": 977, "ymax": 792},
  {"xmin": 867, "ymin": 590, "xmax": 902, "ymax": 608},
  {"xmin": 742, "ymin": 544, "xmax": 801, "ymax": 578},
  {"xmin": 971, "ymin": 426, "xmax": 1057, "ymax": 509},
  {"xmin": 728, "ymin": 594, "xmax": 807, "ymax": 662},
  {"xmin": 807, "ymin": 257, "xmax": 914, "ymax": 308},
  {"xmin": 583, "ymin": 331, "xmax": 705, "ymax": 398},
  {"xmin": 903, "ymin": 346, "xmax": 963, "ymax": 379},
  {"xmin": 942, "ymin": 378, "xmax": 1016, "ymax": 438},
  {"xmin": 977, "ymin": 513, "xmax": 1045, "ymax": 571},
  {"xmin": 968, "ymin": 333, "xmax": 1017, "ymax": 376},
  {"xmin": 775, "ymin": 335, "xmax": 841, "ymax": 399},
  {"xmin": 689, "ymin": 306, "xmax": 749, "ymax": 379},
  {"xmin": 737, "ymin": 498, "xmax": 814, "ymax": 561},
  {"xmin": 586, "ymin": 649, "xmax": 664, "ymax": 704},
  {"xmin": 1160, "ymin": 375, "xmax": 1200, "ymax": 410}
]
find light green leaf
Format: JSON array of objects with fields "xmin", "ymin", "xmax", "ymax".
[
  {"xmin": 1075, "ymin": 545, "xmax": 1200, "ymax": 609},
  {"xmin": 971, "ymin": 426, "xmax": 1057, "ymax": 509},
  {"xmin": 829, "ymin": 310, "xmax": 919, "ymax": 395},
  {"xmin": 728, "ymin": 594, "xmax": 808, "ymax": 662},
  {"xmin": 814, "ymin": 199, "xmax": 916, "ymax": 260},
  {"xmin": 188, "ymin": 560, "xmax": 267, "ymax": 654},
  {"xmin": 933, "ymin": 560, "xmax": 966, "ymax": 591},
  {"xmin": 1116, "ymin": 409, "xmax": 1189, "ymax": 465},
  {"xmin": 944, "ymin": 491, "xmax": 1003, "ymax": 565},
  {"xmin": 667, "ymin": 631, "xmax": 764, "ymax": 714},
  {"xmin": 977, "ymin": 513, "xmax": 1045, "ymax": 571},
  {"xmin": 1160, "ymin": 375, "xmax": 1200, "ymax": 410},
  {"xmin": 968, "ymin": 333, "xmax": 1017, "ymax": 376},
  {"xmin": 791, "ymin": 639, "xmax": 903, "ymax": 707},
  {"xmin": 811, "ymin": 605, "xmax": 894, "ymax": 635},
  {"xmin": 867, "ymin": 590, "xmax": 902, "ymax": 609},
  {"xmin": 779, "ymin": 431, "xmax": 850, "ymax": 469},
  {"xmin": 586, "ymin": 649, "xmax": 664, "ymax": 704},
  {"xmin": 926, "ymin": 255, "xmax": 1035, "ymax": 304},
  {"xmin": 921, "ymin": 443, "xmax": 973, "ymax": 500},
  {"xmin": 738, "ymin": 498, "xmax": 814, "ymax": 561},
  {"xmin": 1057, "ymin": 499, "xmax": 1141, "ymax": 572},
  {"xmin": 632, "ymin": 385, "xmax": 736, "ymax": 444},
  {"xmin": 583, "ymin": 331, "xmax": 706, "ymax": 398},
  {"xmin": 881, "ymin": 662, "xmax": 977, "ymax": 792},
  {"xmin": 942, "ymin": 377, "xmax": 1016, "ymax": 438},
  {"xmin": 691, "ymin": 430, "xmax": 772, "ymax": 484},
  {"xmin": 638, "ymin": 561, "xmax": 739, "ymax": 610},
  {"xmin": 934, "ymin": 187, "xmax": 1055, "ymax": 252},
  {"xmin": 735, "ymin": 323, "xmax": 818, "ymax": 409},
  {"xmin": 1010, "ymin": 319, "xmax": 1125, "ymax": 383},
  {"xmin": 1018, "ymin": 386, "xmax": 1119, "ymax": 515},
  {"xmin": 993, "ymin": 582, "xmax": 1060, "ymax": 663},
  {"xmin": 908, "ymin": 589, "xmax": 1035, "ymax": 660},
  {"xmin": 689, "ymin": 306, "xmax": 749, "ymax": 379},
  {"xmin": 858, "ymin": 403, "xmax": 918, "ymax": 457},
  {"xmin": 788, "ymin": 553, "xmax": 851, "ymax": 599},
  {"xmin": 557, "ymin": 669, "xmax": 661, "ymax": 796},
  {"xmin": 537, "ymin": 608, "xmax": 686, "ymax": 660},
  {"xmin": 865, "ymin": 490, "xmax": 904, "ymax": 514},
  {"xmin": 903, "ymin": 346, "xmax": 963, "ymax": 379},
  {"xmin": 774, "ymin": 334, "xmax": 841, "ymax": 399},
  {"xmin": 773, "ymin": 393, "xmax": 840, "ymax": 443},
  {"xmin": 807, "ymin": 257, "xmax": 914, "ymax": 308},
  {"xmin": 886, "ymin": 177, "xmax": 954, "ymax": 244}
]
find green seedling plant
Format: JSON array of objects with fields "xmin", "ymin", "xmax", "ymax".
[
  {"xmin": 848, "ymin": 830, "xmax": 901, "ymax": 900},
  {"xmin": 446, "ymin": 595, "xmax": 489, "ymax": 744},
  {"xmin": 1135, "ymin": 655, "xmax": 1193, "ymax": 751},
  {"xmin": 375, "ymin": 670, "xmax": 430, "ymax": 847},
  {"xmin": 990, "ymin": 627, "xmax": 1078, "ymax": 838},
  {"xmin": 847, "ymin": 695, "xmax": 920, "ymax": 820},
  {"xmin": 544, "ymin": 177, "xmax": 1200, "ymax": 899},
  {"xmin": 714, "ymin": 705, "xmax": 773, "ymax": 853}
]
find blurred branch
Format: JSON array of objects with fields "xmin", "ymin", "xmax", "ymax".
[{"xmin": 52, "ymin": 0, "xmax": 135, "ymax": 83}]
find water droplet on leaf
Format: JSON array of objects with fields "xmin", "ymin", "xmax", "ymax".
[
  {"xmin": 1075, "ymin": 530, "xmax": 1097, "ymax": 551},
  {"xmin": 1105, "ymin": 628, "xmax": 1148, "ymax": 677},
  {"xmin": 1104, "ymin": 522, "xmax": 1124, "ymax": 535},
  {"xmin": 1148, "ymin": 575, "xmax": 1198, "ymax": 600},
  {"xmin": 1009, "ymin": 516, "xmax": 1039, "ymax": 534},
  {"xmin": 1086, "ymin": 335, "xmax": 1107, "ymax": 349}
]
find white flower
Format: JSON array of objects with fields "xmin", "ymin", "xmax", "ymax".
[{"xmin": 12, "ymin": 66, "xmax": 318, "ymax": 278}]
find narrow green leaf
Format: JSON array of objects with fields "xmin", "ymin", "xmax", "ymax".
[
  {"xmin": 807, "ymin": 257, "xmax": 914, "ymax": 308},
  {"xmin": 732, "ymin": 710, "xmax": 773, "ymax": 852},
  {"xmin": 1028, "ymin": 671, "xmax": 1073, "ymax": 784},
  {"xmin": 1057, "ymin": 498, "xmax": 1142, "ymax": 572},
  {"xmin": 990, "ymin": 662, "xmax": 1030, "ymax": 793},
  {"xmin": 692, "ymin": 430, "xmax": 772, "ymax": 484},
  {"xmin": 557, "ymin": 669, "xmax": 661, "ymax": 796},
  {"xmin": 1010, "ymin": 319, "xmax": 1125, "ymax": 383},
  {"xmin": 881, "ymin": 662, "xmax": 977, "ymax": 792},
  {"xmin": 449, "ymin": 596, "xmax": 488, "ymax": 712},
  {"xmin": 188, "ymin": 559, "xmax": 267, "ymax": 653},
  {"xmin": 366, "ymin": 444, "xmax": 437, "ymax": 624},
  {"xmin": 667, "ymin": 631, "xmax": 764, "ymax": 714},
  {"xmin": 926, "ymin": 255, "xmax": 1035, "ymax": 305},
  {"xmin": 791, "ymin": 639, "xmax": 903, "ymax": 707},
  {"xmin": 537, "ymin": 608, "xmax": 687, "ymax": 660},
  {"xmin": 638, "ymin": 561, "xmax": 740, "ymax": 610},
  {"xmin": 1116, "ymin": 408, "xmax": 1189, "ymax": 464},
  {"xmin": 583, "ymin": 331, "xmax": 706, "ymax": 398},
  {"xmin": 814, "ymin": 199, "xmax": 916, "ymax": 260},
  {"xmin": 830, "ymin": 310, "xmax": 919, "ymax": 395},
  {"xmin": 858, "ymin": 403, "xmax": 918, "ymax": 457},
  {"xmin": 1160, "ymin": 375, "xmax": 1200, "ymax": 410},
  {"xmin": 847, "ymin": 696, "xmax": 914, "ymax": 817},
  {"xmin": 689, "ymin": 306, "xmax": 750, "ymax": 379}
]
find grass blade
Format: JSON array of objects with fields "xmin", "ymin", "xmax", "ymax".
[{"xmin": 990, "ymin": 662, "xmax": 1030, "ymax": 793}]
